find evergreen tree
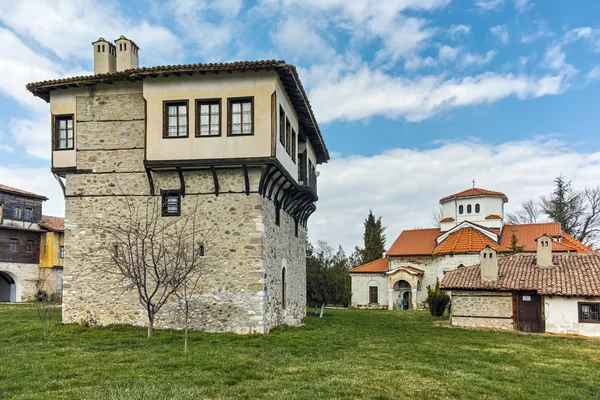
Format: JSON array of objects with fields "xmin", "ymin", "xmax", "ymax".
[
  {"xmin": 358, "ymin": 210, "xmax": 386, "ymax": 264},
  {"xmin": 508, "ymin": 232, "xmax": 524, "ymax": 253},
  {"xmin": 540, "ymin": 175, "xmax": 582, "ymax": 236}
]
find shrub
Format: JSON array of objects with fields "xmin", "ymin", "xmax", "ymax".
[
  {"xmin": 35, "ymin": 290, "xmax": 49, "ymax": 302},
  {"xmin": 425, "ymin": 278, "xmax": 450, "ymax": 317}
]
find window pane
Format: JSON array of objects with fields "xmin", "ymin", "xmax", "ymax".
[
  {"xmin": 210, "ymin": 126, "xmax": 219, "ymax": 135},
  {"xmin": 200, "ymin": 104, "xmax": 209, "ymax": 114},
  {"xmin": 242, "ymin": 112, "xmax": 251, "ymax": 123},
  {"xmin": 211, "ymin": 114, "xmax": 219, "ymax": 125},
  {"xmin": 211, "ymin": 104, "xmax": 219, "ymax": 113},
  {"xmin": 59, "ymin": 120, "xmax": 66, "ymax": 129},
  {"xmin": 242, "ymin": 102, "xmax": 251, "ymax": 111},
  {"xmin": 233, "ymin": 114, "xmax": 240, "ymax": 124},
  {"xmin": 179, "ymin": 105, "xmax": 187, "ymax": 115},
  {"xmin": 232, "ymin": 124, "xmax": 241, "ymax": 134},
  {"xmin": 179, "ymin": 116, "xmax": 186, "ymax": 126},
  {"xmin": 168, "ymin": 127, "xmax": 177, "ymax": 136},
  {"xmin": 67, "ymin": 128, "xmax": 73, "ymax": 139},
  {"xmin": 168, "ymin": 106, "xmax": 177, "ymax": 116},
  {"xmin": 178, "ymin": 126, "xmax": 187, "ymax": 136},
  {"xmin": 59, "ymin": 129, "xmax": 66, "ymax": 139},
  {"xmin": 232, "ymin": 103, "xmax": 241, "ymax": 112},
  {"xmin": 243, "ymin": 123, "xmax": 251, "ymax": 133},
  {"xmin": 200, "ymin": 126, "xmax": 209, "ymax": 135},
  {"xmin": 67, "ymin": 119, "xmax": 73, "ymax": 128},
  {"xmin": 201, "ymin": 115, "xmax": 209, "ymax": 125},
  {"xmin": 169, "ymin": 116, "xmax": 177, "ymax": 127},
  {"xmin": 67, "ymin": 139, "xmax": 73, "ymax": 148}
]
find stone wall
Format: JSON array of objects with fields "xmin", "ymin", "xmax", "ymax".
[
  {"xmin": 450, "ymin": 290, "xmax": 513, "ymax": 330},
  {"xmin": 0, "ymin": 262, "xmax": 39, "ymax": 302}
]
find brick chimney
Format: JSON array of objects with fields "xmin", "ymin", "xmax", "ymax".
[
  {"xmin": 114, "ymin": 35, "xmax": 139, "ymax": 71},
  {"xmin": 92, "ymin": 37, "xmax": 116, "ymax": 74},
  {"xmin": 480, "ymin": 245, "xmax": 498, "ymax": 281},
  {"xmin": 536, "ymin": 234, "xmax": 553, "ymax": 268}
]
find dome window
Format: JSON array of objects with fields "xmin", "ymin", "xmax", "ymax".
[
  {"xmin": 475, "ymin": 204, "xmax": 480, "ymax": 213},
  {"xmin": 467, "ymin": 204, "xmax": 472, "ymax": 214},
  {"xmin": 459, "ymin": 205, "xmax": 464, "ymax": 214}
]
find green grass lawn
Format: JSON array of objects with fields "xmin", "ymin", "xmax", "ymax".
[{"xmin": 1, "ymin": 305, "xmax": 599, "ymax": 400}]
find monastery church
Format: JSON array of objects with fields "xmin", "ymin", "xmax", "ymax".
[{"xmin": 350, "ymin": 188, "xmax": 594, "ymax": 310}]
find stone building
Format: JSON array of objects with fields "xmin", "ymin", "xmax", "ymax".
[
  {"xmin": 26, "ymin": 36, "xmax": 329, "ymax": 333},
  {"xmin": 0, "ymin": 184, "xmax": 64, "ymax": 302},
  {"xmin": 350, "ymin": 188, "xmax": 594, "ymax": 310},
  {"xmin": 442, "ymin": 236, "xmax": 600, "ymax": 337}
]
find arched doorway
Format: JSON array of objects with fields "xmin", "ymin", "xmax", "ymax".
[
  {"xmin": 393, "ymin": 280, "xmax": 411, "ymax": 310},
  {"xmin": 0, "ymin": 271, "xmax": 18, "ymax": 303}
]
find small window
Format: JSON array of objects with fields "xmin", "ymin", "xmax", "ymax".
[
  {"xmin": 291, "ymin": 129, "xmax": 297, "ymax": 163},
  {"xmin": 196, "ymin": 99, "xmax": 221, "ymax": 137},
  {"xmin": 124, "ymin": 43, "xmax": 127, "ymax": 51},
  {"xmin": 475, "ymin": 204, "xmax": 480, "ymax": 213},
  {"xmin": 163, "ymin": 101, "xmax": 188, "ymax": 138},
  {"xmin": 279, "ymin": 106, "xmax": 286, "ymax": 147},
  {"xmin": 54, "ymin": 115, "xmax": 74, "ymax": 150},
  {"xmin": 9, "ymin": 238, "xmax": 18, "ymax": 252},
  {"xmin": 579, "ymin": 303, "xmax": 600, "ymax": 323},
  {"xmin": 228, "ymin": 97, "xmax": 253, "ymax": 136},
  {"xmin": 199, "ymin": 244, "xmax": 205, "ymax": 257},
  {"xmin": 282, "ymin": 268, "xmax": 287, "ymax": 310},
  {"xmin": 369, "ymin": 286, "xmax": 378, "ymax": 304},
  {"xmin": 26, "ymin": 240, "xmax": 33, "ymax": 253},
  {"xmin": 25, "ymin": 208, "xmax": 33, "ymax": 221},
  {"xmin": 294, "ymin": 219, "xmax": 299, "ymax": 237},
  {"xmin": 161, "ymin": 190, "xmax": 181, "ymax": 216},
  {"xmin": 275, "ymin": 203, "xmax": 281, "ymax": 226},
  {"xmin": 60, "ymin": 246, "xmax": 65, "ymax": 259},
  {"xmin": 459, "ymin": 205, "xmax": 464, "ymax": 215},
  {"xmin": 13, "ymin": 206, "xmax": 22, "ymax": 219},
  {"xmin": 285, "ymin": 118, "xmax": 291, "ymax": 154},
  {"xmin": 467, "ymin": 204, "xmax": 472, "ymax": 214}
]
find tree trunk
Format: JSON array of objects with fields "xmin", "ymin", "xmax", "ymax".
[
  {"xmin": 147, "ymin": 315, "xmax": 154, "ymax": 338},
  {"xmin": 184, "ymin": 302, "xmax": 189, "ymax": 354},
  {"xmin": 319, "ymin": 303, "xmax": 324, "ymax": 318}
]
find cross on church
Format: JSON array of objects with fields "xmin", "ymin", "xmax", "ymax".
[{"xmin": 472, "ymin": 179, "xmax": 475, "ymax": 188}]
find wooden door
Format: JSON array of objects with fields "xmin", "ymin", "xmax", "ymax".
[{"xmin": 515, "ymin": 293, "xmax": 544, "ymax": 333}]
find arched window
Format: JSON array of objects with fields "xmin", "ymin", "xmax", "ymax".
[
  {"xmin": 467, "ymin": 204, "xmax": 472, "ymax": 214},
  {"xmin": 281, "ymin": 268, "xmax": 287, "ymax": 310},
  {"xmin": 459, "ymin": 205, "xmax": 464, "ymax": 214},
  {"xmin": 475, "ymin": 204, "xmax": 480, "ymax": 213}
]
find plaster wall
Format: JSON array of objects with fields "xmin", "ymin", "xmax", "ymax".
[
  {"xmin": 0, "ymin": 262, "xmax": 39, "ymax": 302},
  {"xmin": 441, "ymin": 197, "xmax": 504, "ymax": 230},
  {"xmin": 350, "ymin": 273, "xmax": 389, "ymax": 308},
  {"xmin": 544, "ymin": 296, "xmax": 600, "ymax": 337},
  {"xmin": 274, "ymin": 77, "xmax": 299, "ymax": 182}
]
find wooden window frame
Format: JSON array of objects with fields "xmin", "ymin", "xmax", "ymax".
[
  {"xmin": 9, "ymin": 238, "xmax": 18, "ymax": 252},
  {"xmin": 369, "ymin": 286, "xmax": 378, "ymax": 304},
  {"xmin": 24, "ymin": 207, "xmax": 33, "ymax": 221},
  {"xmin": 285, "ymin": 117, "xmax": 291, "ymax": 155},
  {"xmin": 53, "ymin": 114, "xmax": 74, "ymax": 151},
  {"xmin": 279, "ymin": 106, "xmax": 286, "ymax": 147},
  {"xmin": 161, "ymin": 189, "xmax": 181, "ymax": 217},
  {"xmin": 195, "ymin": 98, "xmax": 222, "ymax": 138},
  {"xmin": 26, "ymin": 240, "xmax": 33, "ymax": 253},
  {"xmin": 163, "ymin": 100, "xmax": 189, "ymax": 139},
  {"xmin": 60, "ymin": 246, "xmax": 65, "ymax": 259},
  {"xmin": 291, "ymin": 128, "xmax": 297, "ymax": 163},
  {"xmin": 13, "ymin": 206, "xmax": 22, "ymax": 219},
  {"xmin": 578, "ymin": 302, "xmax": 600, "ymax": 324},
  {"xmin": 227, "ymin": 97, "xmax": 254, "ymax": 136}
]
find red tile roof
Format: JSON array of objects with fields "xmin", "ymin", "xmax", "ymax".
[
  {"xmin": 440, "ymin": 188, "xmax": 507, "ymax": 203},
  {"xmin": 498, "ymin": 223, "xmax": 562, "ymax": 252},
  {"xmin": 561, "ymin": 233, "xmax": 595, "ymax": 254},
  {"xmin": 433, "ymin": 228, "xmax": 499, "ymax": 255},
  {"xmin": 440, "ymin": 217, "xmax": 455, "ymax": 223},
  {"xmin": 40, "ymin": 215, "xmax": 64, "ymax": 232},
  {"xmin": 349, "ymin": 258, "xmax": 389, "ymax": 273},
  {"xmin": 485, "ymin": 214, "xmax": 502, "ymax": 220},
  {"xmin": 393, "ymin": 265, "xmax": 425, "ymax": 275},
  {"xmin": 386, "ymin": 228, "xmax": 440, "ymax": 256},
  {"xmin": 0, "ymin": 184, "xmax": 48, "ymax": 200},
  {"xmin": 441, "ymin": 253, "xmax": 600, "ymax": 296}
]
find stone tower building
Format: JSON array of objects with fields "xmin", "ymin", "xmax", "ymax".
[{"xmin": 26, "ymin": 36, "xmax": 329, "ymax": 334}]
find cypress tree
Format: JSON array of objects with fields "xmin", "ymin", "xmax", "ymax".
[{"xmin": 358, "ymin": 210, "xmax": 386, "ymax": 264}]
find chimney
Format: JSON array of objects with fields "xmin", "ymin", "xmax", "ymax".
[
  {"xmin": 114, "ymin": 35, "xmax": 139, "ymax": 71},
  {"xmin": 480, "ymin": 246, "xmax": 498, "ymax": 281},
  {"xmin": 536, "ymin": 234, "xmax": 553, "ymax": 268},
  {"xmin": 92, "ymin": 37, "xmax": 116, "ymax": 74}
]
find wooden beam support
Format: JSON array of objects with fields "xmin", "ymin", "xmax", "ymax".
[
  {"xmin": 268, "ymin": 174, "xmax": 286, "ymax": 200},
  {"xmin": 145, "ymin": 168, "xmax": 155, "ymax": 196},
  {"xmin": 210, "ymin": 166, "xmax": 219, "ymax": 196},
  {"xmin": 176, "ymin": 167, "xmax": 186, "ymax": 197},
  {"xmin": 242, "ymin": 164, "xmax": 250, "ymax": 195}
]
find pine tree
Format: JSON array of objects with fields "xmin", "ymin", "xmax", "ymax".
[
  {"xmin": 358, "ymin": 210, "xmax": 386, "ymax": 264},
  {"xmin": 509, "ymin": 232, "xmax": 524, "ymax": 253},
  {"xmin": 540, "ymin": 175, "xmax": 582, "ymax": 237}
]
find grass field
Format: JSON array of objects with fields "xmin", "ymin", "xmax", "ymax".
[{"xmin": 0, "ymin": 305, "xmax": 599, "ymax": 400}]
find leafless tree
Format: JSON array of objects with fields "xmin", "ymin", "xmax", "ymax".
[
  {"xmin": 506, "ymin": 199, "xmax": 542, "ymax": 225},
  {"xmin": 98, "ymin": 195, "xmax": 210, "ymax": 338},
  {"xmin": 431, "ymin": 205, "xmax": 443, "ymax": 227},
  {"xmin": 34, "ymin": 272, "xmax": 61, "ymax": 339}
]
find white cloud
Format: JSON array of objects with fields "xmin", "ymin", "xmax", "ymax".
[
  {"xmin": 562, "ymin": 27, "xmax": 600, "ymax": 53},
  {"xmin": 475, "ymin": 0, "xmax": 505, "ymax": 11},
  {"xmin": 460, "ymin": 50, "xmax": 498, "ymax": 67},
  {"xmin": 9, "ymin": 117, "xmax": 51, "ymax": 160},
  {"xmin": 308, "ymin": 66, "xmax": 563, "ymax": 123},
  {"xmin": 586, "ymin": 65, "xmax": 600, "ymax": 82},
  {"xmin": 439, "ymin": 45, "xmax": 461, "ymax": 61},
  {"xmin": 271, "ymin": 18, "xmax": 336, "ymax": 61},
  {"xmin": 491, "ymin": 25, "xmax": 509, "ymax": 44},
  {"xmin": 448, "ymin": 24, "xmax": 471, "ymax": 39},
  {"xmin": 309, "ymin": 139, "xmax": 600, "ymax": 251},
  {"xmin": 405, "ymin": 56, "xmax": 437, "ymax": 71},
  {"xmin": 543, "ymin": 43, "xmax": 577, "ymax": 77},
  {"xmin": 514, "ymin": 0, "xmax": 534, "ymax": 11},
  {"xmin": 0, "ymin": 166, "xmax": 65, "ymax": 217},
  {"xmin": 520, "ymin": 21, "xmax": 554, "ymax": 43}
]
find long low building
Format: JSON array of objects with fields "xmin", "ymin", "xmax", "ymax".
[{"xmin": 442, "ymin": 235, "xmax": 600, "ymax": 337}]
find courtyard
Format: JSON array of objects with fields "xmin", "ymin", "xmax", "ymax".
[{"xmin": 0, "ymin": 305, "xmax": 599, "ymax": 400}]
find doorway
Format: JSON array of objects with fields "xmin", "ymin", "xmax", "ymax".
[
  {"xmin": 514, "ymin": 292, "xmax": 544, "ymax": 333},
  {"xmin": 0, "ymin": 271, "xmax": 17, "ymax": 303},
  {"xmin": 393, "ymin": 280, "xmax": 411, "ymax": 310}
]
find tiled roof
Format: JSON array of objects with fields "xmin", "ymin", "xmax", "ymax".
[
  {"xmin": 40, "ymin": 215, "xmax": 64, "ymax": 232},
  {"xmin": 440, "ymin": 217, "xmax": 455, "ymax": 223},
  {"xmin": 26, "ymin": 60, "xmax": 329, "ymax": 163},
  {"xmin": 498, "ymin": 223, "xmax": 562, "ymax": 252},
  {"xmin": 391, "ymin": 265, "xmax": 425, "ymax": 275},
  {"xmin": 349, "ymin": 258, "xmax": 389, "ymax": 273},
  {"xmin": 0, "ymin": 184, "xmax": 48, "ymax": 200},
  {"xmin": 441, "ymin": 253, "xmax": 600, "ymax": 296},
  {"xmin": 561, "ymin": 233, "xmax": 595, "ymax": 254},
  {"xmin": 386, "ymin": 228, "xmax": 440, "ymax": 256},
  {"xmin": 440, "ymin": 188, "xmax": 508, "ymax": 203},
  {"xmin": 433, "ymin": 228, "xmax": 499, "ymax": 255},
  {"xmin": 485, "ymin": 214, "xmax": 502, "ymax": 220}
]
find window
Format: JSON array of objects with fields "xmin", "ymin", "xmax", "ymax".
[
  {"xmin": 291, "ymin": 129, "xmax": 297, "ymax": 163},
  {"xmin": 161, "ymin": 190, "xmax": 181, "ymax": 216},
  {"xmin": 275, "ymin": 203, "xmax": 281, "ymax": 226},
  {"xmin": 279, "ymin": 106, "xmax": 286, "ymax": 147},
  {"xmin": 54, "ymin": 115, "xmax": 74, "ymax": 150},
  {"xmin": 467, "ymin": 204, "xmax": 472, "ymax": 214},
  {"xmin": 228, "ymin": 97, "xmax": 253, "ymax": 135},
  {"xmin": 294, "ymin": 219, "xmax": 299, "ymax": 237},
  {"xmin": 369, "ymin": 286, "xmax": 378, "ymax": 304},
  {"xmin": 9, "ymin": 238, "xmax": 18, "ymax": 252},
  {"xmin": 282, "ymin": 268, "xmax": 287, "ymax": 310},
  {"xmin": 25, "ymin": 208, "xmax": 33, "ymax": 221},
  {"xmin": 196, "ymin": 99, "xmax": 221, "ymax": 137},
  {"xmin": 60, "ymin": 246, "xmax": 65, "ymax": 259},
  {"xmin": 26, "ymin": 240, "xmax": 33, "ymax": 253},
  {"xmin": 163, "ymin": 101, "xmax": 188, "ymax": 138},
  {"xmin": 13, "ymin": 206, "xmax": 22, "ymax": 219},
  {"xmin": 285, "ymin": 118, "xmax": 291, "ymax": 154},
  {"xmin": 579, "ymin": 302, "xmax": 600, "ymax": 323},
  {"xmin": 475, "ymin": 204, "xmax": 480, "ymax": 213},
  {"xmin": 459, "ymin": 205, "xmax": 464, "ymax": 214}
]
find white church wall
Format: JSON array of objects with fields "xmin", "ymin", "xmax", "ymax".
[
  {"xmin": 350, "ymin": 273, "xmax": 388, "ymax": 308},
  {"xmin": 441, "ymin": 196, "xmax": 504, "ymax": 230},
  {"xmin": 544, "ymin": 296, "xmax": 600, "ymax": 337}
]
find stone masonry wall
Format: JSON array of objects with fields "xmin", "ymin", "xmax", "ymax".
[{"xmin": 450, "ymin": 290, "xmax": 513, "ymax": 330}]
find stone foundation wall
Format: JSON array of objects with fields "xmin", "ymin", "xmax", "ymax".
[
  {"xmin": 450, "ymin": 290, "xmax": 513, "ymax": 330},
  {"xmin": 0, "ymin": 262, "xmax": 39, "ymax": 302}
]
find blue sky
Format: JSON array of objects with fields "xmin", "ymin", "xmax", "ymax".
[{"xmin": 1, "ymin": 0, "xmax": 600, "ymax": 251}]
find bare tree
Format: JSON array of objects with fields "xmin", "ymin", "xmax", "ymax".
[
  {"xmin": 34, "ymin": 272, "xmax": 61, "ymax": 339},
  {"xmin": 431, "ymin": 205, "xmax": 443, "ymax": 227},
  {"xmin": 506, "ymin": 199, "xmax": 542, "ymax": 225},
  {"xmin": 99, "ymin": 195, "xmax": 209, "ymax": 338}
]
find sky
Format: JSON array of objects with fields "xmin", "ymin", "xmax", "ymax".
[{"xmin": 1, "ymin": 0, "xmax": 600, "ymax": 253}]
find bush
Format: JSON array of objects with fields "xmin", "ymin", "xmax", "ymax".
[
  {"xmin": 426, "ymin": 278, "xmax": 450, "ymax": 317},
  {"xmin": 35, "ymin": 290, "xmax": 49, "ymax": 302}
]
